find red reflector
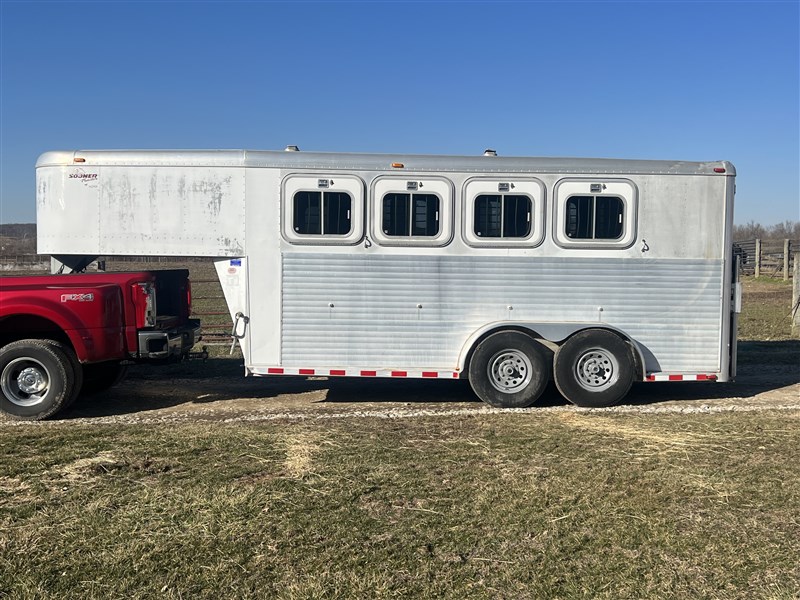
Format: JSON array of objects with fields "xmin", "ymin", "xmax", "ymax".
[
  {"xmin": 299, "ymin": 369, "xmax": 315, "ymax": 375},
  {"xmin": 713, "ymin": 167, "xmax": 726, "ymax": 173},
  {"xmin": 329, "ymin": 369, "xmax": 346, "ymax": 376}
]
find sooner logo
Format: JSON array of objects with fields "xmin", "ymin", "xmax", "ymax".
[{"xmin": 68, "ymin": 169, "xmax": 99, "ymax": 186}]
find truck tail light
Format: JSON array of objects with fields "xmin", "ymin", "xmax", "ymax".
[
  {"xmin": 132, "ymin": 282, "xmax": 157, "ymax": 328},
  {"xmin": 186, "ymin": 280, "xmax": 192, "ymax": 316}
]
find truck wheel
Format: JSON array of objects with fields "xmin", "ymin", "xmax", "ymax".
[
  {"xmin": 82, "ymin": 361, "xmax": 128, "ymax": 395},
  {"xmin": 0, "ymin": 340, "xmax": 75, "ymax": 420},
  {"xmin": 41, "ymin": 340, "xmax": 83, "ymax": 408},
  {"xmin": 468, "ymin": 331, "xmax": 549, "ymax": 408},
  {"xmin": 554, "ymin": 329, "xmax": 635, "ymax": 408}
]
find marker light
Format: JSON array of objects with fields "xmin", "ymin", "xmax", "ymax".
[
  {"xmin": 74, "ymin": 157, "xmax": 86, "ymax": 163},
  {"xmin": 713, "ymin": 167, "xmax": 726, "ymax": 173},
  {"xmin": 391, "ymin": 163, "xmax": 404, "ymax": 168}
]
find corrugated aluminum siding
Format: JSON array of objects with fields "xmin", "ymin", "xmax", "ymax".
[{"xmin": 281, "ymin": 254, "xmax": 722, "ymax": 371}]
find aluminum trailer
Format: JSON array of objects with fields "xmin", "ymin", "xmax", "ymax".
[{"xmin": 36, "ymin": 148, "xmax": 740, "ymax": 408}]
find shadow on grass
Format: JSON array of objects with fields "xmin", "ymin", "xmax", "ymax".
[{"xmin": 61, "ymin": 340, "xmax": 799, "ymax": 419}]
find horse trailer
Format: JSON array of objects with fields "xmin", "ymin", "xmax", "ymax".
[{"xmin": 36, "ymin": 148, "xmax": 740, "ymax": 408}]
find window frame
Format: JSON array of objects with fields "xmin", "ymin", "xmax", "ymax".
[
  {"xmin": 462, "ymin": 177, "xmax": 545, "ymax": 248},
  {"xmin": 281, "ymin": 174, "xmax": 365, "ymax": 245},
  {"xmin": 553, "ymin": 178, "xmax": 638, "ymax": 249},
  {"xmin": 370, "ymin": 175, "xmax": 454, "ymax": 247}
]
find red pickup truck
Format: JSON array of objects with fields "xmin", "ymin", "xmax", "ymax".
[{"xmin": 0, "ymin": 270, "xmax": 200, "ymax": 420}]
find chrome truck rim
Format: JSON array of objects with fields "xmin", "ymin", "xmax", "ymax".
[
  {"xmin": 1, "ymin": 358, "xmax": 50, "ymax": 407},
  {"xmin": 487, "ymin": 350, "xmax": 532, "ymax": 393},
  {"xmin": 575, "ymin": 348, "xmax": 619, "ymax": 391}
]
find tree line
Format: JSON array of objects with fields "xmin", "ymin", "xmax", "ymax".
[
  {"xmin": 0, "ymin": 223, "xmax": 36, "ymax": 255},
  {"xmin": 733, "ymin": 220, "xmax": 799, "ymax": 241}
]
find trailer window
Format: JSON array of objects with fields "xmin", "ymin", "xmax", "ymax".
[
  {"xmin": 293, "ymin": 191, "xmax": 352, "ymax": 236},
  {"xmin": 462, "ymin": 178, "xmax": 544, "ymax": 248},
  {"xmin": 474, "ymin": 194, "xmax": 531, "ymax": 238},
  {"xmin": 565, "ymin": 195, "xmax": 623, "ymax": 240},
  {"xmin": 382, "ymin": 193, "xmax": 440, "ymax": 237}
]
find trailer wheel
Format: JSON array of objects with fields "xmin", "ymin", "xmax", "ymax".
[
  {"xmin": 82, "ymin": 361, "xmax": 128, "ymax": 395},
  {"xmin": 468, "ymin": 331, "xmax": 549, "ymax": 408},
  {"xmin": 554, "ymin": 329, "xmax": 635, "ymax": 408},
  {"xmin": 0, "ymin": 339, "xmax": 75, "ymax": 420}
]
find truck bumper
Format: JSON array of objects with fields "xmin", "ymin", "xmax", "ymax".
[{"xmin": 136, "ymin": 320, "xmax": 201, "ymax": 361}]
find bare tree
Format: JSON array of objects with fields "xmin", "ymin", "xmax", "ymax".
[{"xmin": 734, "ymin": 220, "xmax": 799, "ymax": 241}]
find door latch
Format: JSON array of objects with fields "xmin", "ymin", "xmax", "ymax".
[{"xmin": 230, "ymin": 312, "xmax": 249, "ymax": 354}]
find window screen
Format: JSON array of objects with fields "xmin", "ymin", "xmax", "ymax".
[
  {"xmin": 565, "ymin": 195, "xmax": 623, "ymax": 239},
  {"xmin": 293, "ymin": 191, "xmax": 352, "ymax": 235},
  {"xmin": 474, "ymin": 194, "xmax": 532, "ymax": 238},
  {"xmin": 382, "ymin": 193, "xmax": 439, "ymax": 237}
]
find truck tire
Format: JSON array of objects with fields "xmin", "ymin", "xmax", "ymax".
[
  {"xmin": 554, "ymin": 329, "xmax": 635, "ymax": 408},
  {"xmin": 0, "ymin": 339, "xmax": 76, "ymax": 420},
  {"xmin": 41, "ymin": 340, "xmax": 83, "ymax": 408},
  {"xmin": 82, "ymin": 361, "xmax": 128, "ymax": 395},
  {"xmin": 468, "ymin": 331, "xmax": 549, "ymax": 408}
]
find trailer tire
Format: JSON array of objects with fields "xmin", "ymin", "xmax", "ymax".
[
  {"xmin": 554, "ymin": 329, "xmax": 635, "ymax": 408},
  {"xmin": 40, "ymin": 340, "xmax": 83, "ymax": 408},
  {"xmin": 468, "ymin": 331, "xmax": 549, "ymax": 408},
  {"xmin": 0, "ymin": 339, "xmax": 75, "ymax": 420},
  {"xmin": 82, "ymin": 361, "xmax": 128, "ymax": 395}
]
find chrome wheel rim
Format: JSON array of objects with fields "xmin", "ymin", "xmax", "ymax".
[
  {"xmin": 575, "ymin": 348, "xmax": 619, "ymax": 391},
  {"xmin": 1, "ymin": 358, "xmax": 50, "ymax": 407},
  {"xmin": 487, "ymin": 350, "xmax": 532, "ymax": 393}
]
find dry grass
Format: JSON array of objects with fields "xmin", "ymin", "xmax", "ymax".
[
  {"xmin": 282, "ymin": 431, "xmax": 324, "ymax": 479},
  {"xmin": 1, "ymin": 413, "xmax": 798, "ymax": 599}
]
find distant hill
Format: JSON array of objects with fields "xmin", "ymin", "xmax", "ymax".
[{"xmin": 0, "ymin": 223, "xmax": 36, "ymax": 238}]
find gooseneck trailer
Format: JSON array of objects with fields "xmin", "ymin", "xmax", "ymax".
[{"xmin": 34, "ymin": 148, "xmax": 739, "ymax": 411}]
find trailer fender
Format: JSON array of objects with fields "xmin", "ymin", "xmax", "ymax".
[{"xmin": 457, "ymin": 322, "xmax": 647, "ymax": 381}]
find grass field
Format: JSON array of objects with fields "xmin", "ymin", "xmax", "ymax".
[
  {"xmin": 1, "ymin": 267, "xmax": 798, "ymax": 598},
  {"xmin": 2, "ymin": 413, "xmax": 799, "ymax": 599},
  {"xmin": 738, "ymin": 276, "xmax": 796, "ymax": 341}
]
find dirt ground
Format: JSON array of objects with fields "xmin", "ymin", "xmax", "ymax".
[{"xmin": 2, "ymin": 340, "xmax": 796, "ymax": 426}]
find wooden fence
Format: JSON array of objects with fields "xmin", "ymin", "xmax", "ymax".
[
  {"xmin": 0, "ymin": 254, "xmax": 49, "ymax": 269},
  {"xmin": 734, "ymin": 239, "xmax": 797, "ymax": 279}
]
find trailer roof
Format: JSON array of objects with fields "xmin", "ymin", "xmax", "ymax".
[{"xmin": 37, "ymin": 149, "xmax": 735, "ymax": 176}]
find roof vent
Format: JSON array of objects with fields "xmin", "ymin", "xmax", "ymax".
[
  {"xmin": 284, "ymin": 145, "xmax": 300, "ymax": 152},
  {"xmin": 483, "ymin": 149, "xmax": 497, "ymax": 157}
]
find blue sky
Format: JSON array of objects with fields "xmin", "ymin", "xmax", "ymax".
[{"xmin": 1, "ymin": 0, "xmax": 798, "ymax": 225}]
